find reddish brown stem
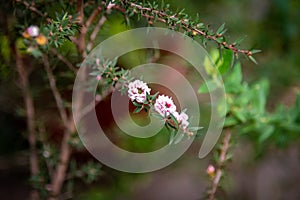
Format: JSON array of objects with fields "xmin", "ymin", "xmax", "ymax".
[
  {"xmin": 208, "ymin": 129, "xmax": 232, "ymax": 200},
  {"xmin": 86, "ymin": 15, "xmax": 107, "ymax": 52},
  {"xmin": 48, "ymin": 127, "xmax": 73, "ymax": 199},
  {"xmin": 76, "ymin": 0, "xmax": 86, "ymax": 57},
  {"xmin": 42, "ymin": 54, "xmax": 73, "ymax": 199},
  {"xmin": 15, "ymin": 0, "xmax": 46, "ymax": 17},
  {"xmin": 42, "ymin": 55, "xmax": 69, "ymax": 128},
  {"xmin": 117, "ymin": 1, "xmax": 251, "ymax": 56},
  {"xmin": 47, "ymin": 1, "xmax": 91, "ymax": 198},
  {"xmin": 50, "ymin": 48, "xmax": 77, "ymax": 73},
  {"xmin": 15, "ymin": 47, "xmax": 40, "ymax": 200}
]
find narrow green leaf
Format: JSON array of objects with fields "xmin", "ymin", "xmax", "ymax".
[
  {"xmin": 169, "ymin": 129, "xmax": 176, "ymax": 145},
  {"xmin": 188, "ymin": 126, "xmax": 203, "ymax": 131},
  {"xmin": 249, "ymin": 55, "xmax": 258, "ymax": 64},
  {"xmin": 169, "ymin": 113, "xmax": 179, "ymax": 129},
  {"xmin": 233, "ymin": 35, "xmax": 247, "ymax": 45},
  {"xmin": 218, "ymin": 49, "xmax": 233, "ymax": 74},
  {"xmin": 232, "ymin": 109, "xmax": 247, "ymax": 123},
  {"xmin": 259, "ymin": 125, "xmax": 274, "ymax": 143},
  {"xmin": 151, "ymin": 92, "xmax": 159, "ymax": 100},
  {"xmin": 161, "ymin": 0, "xmax": 165, "ymax": 10},
  {"xmin": 224, "ymin": 116, "xmax": 238, "ymax": 127},
  {"xmin": 174, "ymin": 133, "xmax": 185, "ymax": 144},
  {"xmin": 226, "ymin": 62, "xmax": 242, "ymax": 84},
  {"xmin": 132, "ymin": 101, "xmax": 142, "ymax": 107},
  {"xmin": 133, "ymin": 107, "xmax": 143, "ymax": 113},
  {"xmin": 151, "ymin": 111, "xmax": 164, "ymax": 119},
  {"xmin": 216, "ymin": 23, "xmax": 225, "ymax": 34},
  {"xmin": 251, "ymin": 49, "xmax": 262, "ymax": 54}
]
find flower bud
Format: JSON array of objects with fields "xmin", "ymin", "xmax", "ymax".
[
  {"xmin": 27, "ymin": 25, "xmax": 40, "ymax": 37},
  {"xmin": 35, "ymin": 34, "xmax": 48, "ymax": 45},
  {"xmin": 22, "ymin": 31, "xmax": 31, "ymax": 39},
  {"xmin": 206, "ymin": 164, "xmax": 215, "ymax": 178},
  {"xmin": 96, "ymin": 75, "xmax": 102, "ymax": 81}
]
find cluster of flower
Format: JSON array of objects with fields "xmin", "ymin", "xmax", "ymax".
[
  {"xmin": 22, "ymin": 25, "xmax": 47, "ymax": 46},
  {"xmin": 127, "ymin": 79, "xmax": 190, "ymax": 131}
]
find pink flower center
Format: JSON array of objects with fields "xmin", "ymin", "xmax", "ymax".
[{"xmin": 165, "ymin": 102, "xmax": 171, "ymax": 108}]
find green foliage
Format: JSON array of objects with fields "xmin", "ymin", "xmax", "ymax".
[
  {"xmin": 200, "ymin": 50, "xmax": 300, "ymax": 150},
  {"xmin": 114, "ymin": 0, "xmax": 260, "ymax": 63},
  {"xmin": 45, "ymin": 12, "xmax": 80, "ymax": 48},
  {"xmin": 80, "ymin": 161, "xmax": 103, "ymax": 184}
]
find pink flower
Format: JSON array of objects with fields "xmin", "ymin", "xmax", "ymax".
[
  {"xmin": 128, "ymin": 80, "xmax": 151, "ymax": 103},
  {"xmin": 206, "ymin": 164, "xmax": 215, "ymax": 177},
  {"xmin": 96, "ymin": 75, "xmax": 102, "ymax": 81},
  {"xmin": 154, "ymin": 95, "xmax": 176, "ymax": 117},
  {"xmin": 27, "ymin": 25, "xmax": 39, "ymax": 37},
  {"xmin": 107, "ymin": 2, "xmax": 115, "ymax": 10},
  {"xmin": 96, "ymin": 58, "xmax": 100, "ymax": 67},
  {"xmin": 173, "ymin": 111, "xmax": 189, "ymax": 129}
]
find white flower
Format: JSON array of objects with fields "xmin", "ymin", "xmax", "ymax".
[
  {"xmin": 27, "ymin": 25, "xmax": 40, "ymax": 37},
  {"xmin": 154, "ymin": 95, "xmax": 176, "ymax": 117},
  {"xmin": 173, "ymin": 111, "xmax": 189, "ymax": 129},
  {"xmin": 128, "ymin": 80, "xmax": 151, "ymax": 103}
]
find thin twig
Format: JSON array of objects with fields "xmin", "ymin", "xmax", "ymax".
[
  {"xmin": 48, "ymin": 1, "xmax": 85, "ymax": 198},
  {"xmin": 85, "ymin": 6, "xmax": 102, "ymax": 29},
  {"xmin": 42, "ymin": 54, "xmax": 69, "ymax": 127},
  {"xmin": 115, "ymin": 1, "xmax": 251, "ymax": 57},
  {"xmin": 86, "ymin": 15, "xmax": 107, "ymax": 52},
  {"xmin": 50, "ymin": 48, "xmax": 78, "ymax": 73},
  {"xmin": 48, "ymin": 128, "xmax": 72, "ymax": 200},
  {"xmin": 15, "ymin": 0, "xmax": 46, "ymax": 17},
  {"xmin": 208, "ymin": 129, "xmax": 232, "ymax": 200},
  {"xmin": 15, "ymin": 46, "xmax": 40, "ymax": 200}
]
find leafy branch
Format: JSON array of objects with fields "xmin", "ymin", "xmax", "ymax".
[{"xmin": 113, "ymin": 0, "xmax": 260, "ymax": 63}]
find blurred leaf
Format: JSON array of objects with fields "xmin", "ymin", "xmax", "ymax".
[
  {"xmin": 232, "ymin": 108, "xmax": 247, "ymax": 123},
  {"xmin": 174, "ymin": 133, "xmax": 185, "ymax": 144},
  {"xmin": 252, "ymin": 79, "xmax": 269, "ymax": 115},
  {"xmin": 249, "ymin": 56, "xmax": 258, "ymax": 65},
  {"xmin": 133, "ymin": 106, "xmax": 143, "ymax": 113},
  {"xmin": 216, "ymin": 23, "xmax": 225, "ymax": 34},
  {"xmin": 224, "ymin": 116, "xmax": 238, "ymax": 127},
  {"xmin": 258, "ymin": 124, "xmax": 274, "ymax": 143},
  {"xmin": 0, "ymin": 35, "xmax": 10, "ymax": 62},
  {"xmin": 189, "ymin": 126, "xmax": 203, "ymax": 131},
  {"xmin": 251, "ymin": 49, "xmax": 262, "ymax": 54},
  {"xmin": 132, "ymin": 101, "xmax": 142, "ymax": 107},
  {"xmin": 226, "ymin": 62, "xmax": 242, "ymax": 85},
  {"xmin": 217, "ymin": 49, "xmax": 233, "ymax": 74},
  {"xmin": 169, "ymin": 129, "xmax": 176, "ymax": 145},
  {"xmin": 198, "ymin": 79, "xmax": 218, "ymax": 93}
]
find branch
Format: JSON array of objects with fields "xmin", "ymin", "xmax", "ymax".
[
  {"xmin": 15, "ymin": 0, "xmax": 46, "ymax": 17},
  {"xmin": 76, "ymin": 0, "xmax": 86, "ymax": 57},
  {"xmin": 115, "ymin": 1, "xmax": 253, "ymax": 58},
  {"xmin": 86, "ymin": 15, "xmax": 107, "ymax": 52},
  {"xmin": 42, "ymin": 54, "xmax": 69, "ymax": 128},
  {"xmin": 208, "ymin": 128, "xmax": 232, "ymax": 200},
  {"xmin": 85, "ymin": 6, "xmax": 102, "ymax": 29},
  {"xmin": 49, "ymin": 128, "xmax": 72, "ymax": 199},
  {"xmin": 50, "ymin": 48, "xmax": 77, "ymax": 73},
  {"xmin": 15, "ymin": 46, "xmax": 40, "ymax": 200}
]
